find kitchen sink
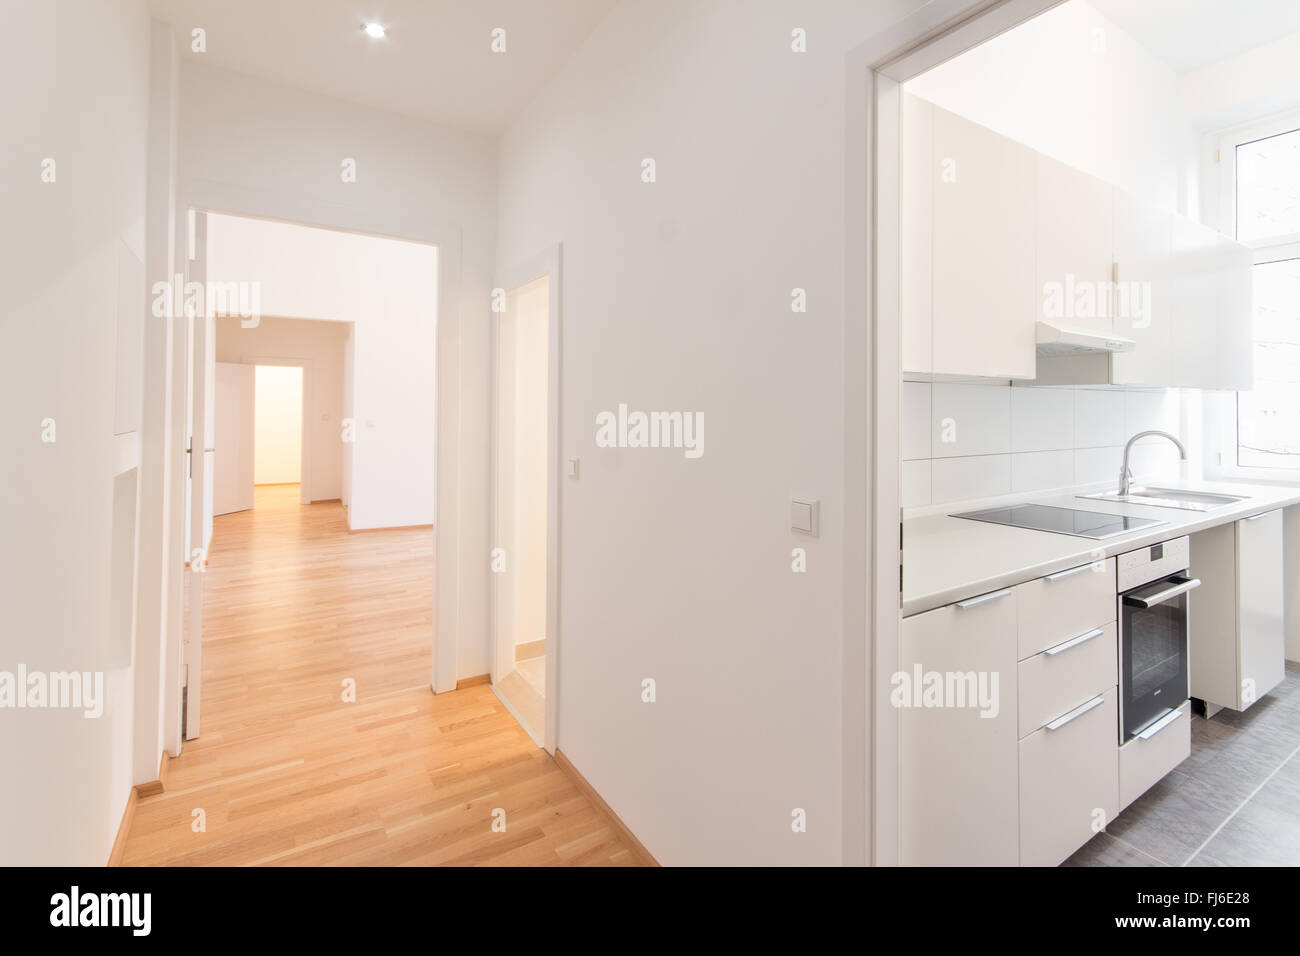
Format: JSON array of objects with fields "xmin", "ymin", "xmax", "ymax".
[{"xmin": 1077, "ymin": 486, "xmax": 1247, "ymax": 512}]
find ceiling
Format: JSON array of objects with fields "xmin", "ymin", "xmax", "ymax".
[
  {"xmin": 147, "ymin": 0, "xmax": 617, "ymax": 134},
  {"xmin": 1090, "ymin": 0, "xmax": 1300, "ymax": 73}
]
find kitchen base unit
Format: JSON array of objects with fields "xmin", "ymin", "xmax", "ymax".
[{"xmin": 1189, "ymin": 511, "xmax": 1286, "ymax": 712}]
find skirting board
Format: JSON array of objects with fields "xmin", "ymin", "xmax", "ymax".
[
  {"xmin": 554, "ymin": 749, "xmax": 660, "ymax": 867},
  {"xmin": 107, "ymin": 789, "xmax": 137, "ymax": 867},
  {"xmin": 515, "ymin": 639, "xmax": 546, "ymax": 662},
  {"xmin": 347, "ymin": 523, "xmax": 433, "ymax": 534},
  {"xmin": 455, "ymin": 673, "xmax": 491, "ymax": 689}
]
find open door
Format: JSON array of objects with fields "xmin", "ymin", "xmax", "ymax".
[
  {"xmin": 182, "ymin": 210, "xmax": 212, "ymax": 740},
  {"xmin": 214, "ymin": 362, "xmax": 255, "ymax": 515},
  {"xmin": 489, "ymin": 252, "xmax": 561, "ymax": 753}
]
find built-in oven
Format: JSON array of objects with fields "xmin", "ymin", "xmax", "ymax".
[{"xmin": 1117, "ymin": 537, "xmax": 1200, "ymax": 742}]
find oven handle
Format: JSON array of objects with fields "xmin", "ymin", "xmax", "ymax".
[
  {"xmin": 1136, "ymin": 707, "xmax": 1183, "ymax": 740},
  {"xmin": 1122, "ymin": 576, "xmax": 1201, "ymax": 609}
]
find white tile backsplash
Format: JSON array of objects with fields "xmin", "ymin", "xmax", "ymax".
[
  {"xmin": 900, "ymin": 380, "xmax": 1186, "ymax": 509},
  {"xmin": 930, "ymin": 383, "xmax": 1011, "ymax": 459},
  {"xmin": 1011, "ymin": 386, "xmax": 1074, "ymax": 453},
  {"xmin": 901, "ymin": 459, "xmax": 932, "ymax": 508},
  {"xmin": 931, "ymin": 454, "xmax": 1011, "ymax": 504},
  {"xmin": 1011, "ymin": 449, "xmax": 1074, "ymax": 493},
  {"xmin": 902, "ymin": 382, "xmax": 932, "ymax": 461},
  {"xmin": 1074, "ymin": 388, "xmax": 1126, "ymax": 448},
  {"xmin": 1074, "ymin": 445, "xmax": 1123, "ymax": 485}
]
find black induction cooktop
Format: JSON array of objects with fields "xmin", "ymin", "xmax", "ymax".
[{"xmin": 951, "ymin": 503, "xmax": 1165, "ymax": 540}]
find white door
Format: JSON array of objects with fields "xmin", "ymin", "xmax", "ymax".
[
  {"xmin": 182, "ymin": 211, "xmax": 211, "ymax": 740},
  {"xmin": 214, "ymin": 362, "xmax": 255, "ymax": 515}
]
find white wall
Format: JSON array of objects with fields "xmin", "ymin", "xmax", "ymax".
[
  {"xmin": 176, "ymin": 59, "xmax": 497, "ymax": 682},
  {"xmin": 215, "ymin": 316, "xmax": 347, "ymax": 501},
  {"xmin": 0, "ymin": 0, "xmax": 150, "ymax": 865},
  {"xmin": 254, "ymin": 366, "xmax": 304, "ymax": 485},
  {"xmin": 495, "ymin": 0, "xmax": 936, "ymax": 866},
  {"xmin": 901, "ymin": 382, "xmax": 1188, "ymax": 509},
  {"xmin": 906, "ymin": 0, "xmax": 1180, "ymax": 211}
]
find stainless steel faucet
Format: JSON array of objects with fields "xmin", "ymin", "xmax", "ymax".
[{"xmin": 1119, "ymin": 430, "xmax": 1187, "ymax": 496}]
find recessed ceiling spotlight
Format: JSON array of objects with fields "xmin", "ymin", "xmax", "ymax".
[{"xmin": 362, "ymin": 21, "xmax": 387, "ymax": 39}]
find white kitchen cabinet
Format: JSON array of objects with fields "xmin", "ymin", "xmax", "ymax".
[
  {"xmin": 1020, "ymin": 688, "xmax": 1119, "ymax": 867},
  {"xmin": 1189, "ymin": 510, "xmax": 1285, "ymax": 711},
  {"xmin": 1109, "ymin": 190, "xmax": 1174, "ymax": 387},
  {"xmin": 899, "ymin": 588, "xmax": 1019, "ymax": 866},
  {"xmin": 1035, "ymin": 154, "xmax": 1113, "ymax": 336},
  {"xmin": 1016, "ymin": 558, "xmax": 1115, "ymax": 660},
  {"xmin": 1212, "ymin": 232, "xmax": 1254, "ymax": 391},
  {"xmin": 930, "ymin": 104, "xmax": 1037, "ymax": 380},
  {"xmin": 900, "ymin": 93, "xmax": 933, "ymax": 374}
]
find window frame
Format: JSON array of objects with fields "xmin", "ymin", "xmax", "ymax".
[{"xmin": 1205, "ymin": 108, "xmax": 1300, "ymax": 485}]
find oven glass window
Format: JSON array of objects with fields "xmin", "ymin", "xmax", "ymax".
[{"xmin": 1129, "ymin": 598, "xmax": 1184, "ymax": 700}]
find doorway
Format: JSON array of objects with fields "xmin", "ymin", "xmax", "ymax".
[
  {"xmin": 213, "ymin": 363, "xmax": 305, "ymax": 516},
  {"xmin": 490, "ymin": 251, "xmax": 561, "ymax": 751}
]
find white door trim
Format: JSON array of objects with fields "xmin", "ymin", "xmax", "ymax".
[
  {"xmin": 168, "ymin": 196, "xmax": 459, "ymax": 700},
  {"xmin": 848, "ymin": 0, "xmax": 1065, "ymax": 866},
  {"xmin": 491, "ymin": 244, "xmax": 563, "ymax": 754}
]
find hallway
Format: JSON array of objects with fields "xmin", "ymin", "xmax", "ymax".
[{"xmin": 120, "ymin": 486, "xmax": 639, "ymax": 865}]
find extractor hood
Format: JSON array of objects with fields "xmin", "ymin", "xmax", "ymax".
[{"xmin": 1035, "ymin": 321, "xmax": 1135, "ymax": 357}]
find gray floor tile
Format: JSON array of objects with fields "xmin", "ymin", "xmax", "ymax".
[{"xmin": 1064, "ymin": 831, "xmax": 1167, "ymax": 867}]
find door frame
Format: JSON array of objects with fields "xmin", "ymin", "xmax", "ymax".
[
  {"xmin": 852, "ymin": 0, "xmax": 1065, "ymax": 864},
  {"xmin": 243, "ymin": 355, "xmax": 314, "ymax": 504},
  {"xmin": 490, "ymin": 244, "xmax": 562, "ymax": 754},
  {"xmin": 166, "ymin": 199, "xmax": 460, "ymax": 741}
]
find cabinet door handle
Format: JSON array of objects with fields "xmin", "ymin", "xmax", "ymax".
[
  {"xmin": 1136, "ymin": 707, "xmax": 1183, "ymax": 740},
  {"xmin": 1046, "ymin": 563, "xmax": 1094, "ymax": 581},
  {"xmin": 1045, "ymin": 694, "xmax": 1105, "ymax": 731},
  {"xmin": 955, "ymin": 588, "xmax": 1012, "ymax": 609},
  {"xmin": 1243, "ymin": 513, "xmax": 1270, "ymax": 521},
  {"xmin": 1045, "ymin": 626, "xmax": 1105, "ymax": 656}
]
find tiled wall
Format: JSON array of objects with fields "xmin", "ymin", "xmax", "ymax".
[{"xmin": 902, "ymin": 381, "xmax": 1188, "ymax": 509}]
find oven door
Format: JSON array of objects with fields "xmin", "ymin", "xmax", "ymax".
[{"xmin": 1120, "ymin": 574, "xmax": 1199, "ymax": 740}]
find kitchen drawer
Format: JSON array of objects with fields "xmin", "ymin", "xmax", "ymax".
[
  {"xmin": 1019, "ymin": 688, "xmax": 1119, "ymax": 867},
  {"xmin": 1018, "ymin": 621, "xmax": 1117, "ymax": 738},
  {"xmin": 1119, "ymin": 701, "xmax": 1191, "ymax": 811},
  {"xmin": 1017, "ymin": 558, "xmax": 1115, "ymax": 660}
]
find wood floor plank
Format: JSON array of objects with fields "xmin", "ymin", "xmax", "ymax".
[{"xmin": 120, "ymin": 484, "xmax": 641, "ymax": 866}]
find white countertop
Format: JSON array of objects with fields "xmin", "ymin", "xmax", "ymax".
[{"xmin": 902, "ymin": 479, "xmax": 1300, "ymax": 617}]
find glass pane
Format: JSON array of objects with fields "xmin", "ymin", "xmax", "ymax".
[
  {"xmin": 1238, "ymin": 257, "xmax": 1300, "ymax": 468},
  {"xmin": 1236, "ymin": 128, "xmax": 1300, "ymax": 242}
]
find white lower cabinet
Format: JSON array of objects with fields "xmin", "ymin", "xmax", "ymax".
[
  {"xmin": 899, "ymin": 589, "xmax": 1019, "ymax": 866},
  {"xmin": 1019, "ymin": 688, "xmax": 1119, "ymax": 868},
  {"xmin": 1119, "ymin": 702, "xmax": 1191, "ymax": 811},
  {"xmin": 1189, "ymin": 510, "xmax": 1285, "ymax": 711}
]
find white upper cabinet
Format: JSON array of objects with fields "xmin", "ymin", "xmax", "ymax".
[
  {"xmin": 930, "ymin": 104, "xmax": 1037, "ymax": 379},
  {"xmin": 1035, "ymin": 154, "xmax": 1113, "ymax": 336},
  {"xmin": 899, "ymin": 94, "xmax": 1254, "ymax": 388},
  {"xmin": 900, "ymin": 93, "xmax": 933, "ymax": 374},
  {"xmin": 1110, "ymin": 190, "xmax": 1173, "ymax": 386}
]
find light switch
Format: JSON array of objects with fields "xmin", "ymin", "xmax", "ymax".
[
  {"xmin": 791, "ymin": 498, "xmax": 818, "ymax": 536},
  {"xmin": 566, "ymin": 457, "xmax": 580, "ymax": 479}
]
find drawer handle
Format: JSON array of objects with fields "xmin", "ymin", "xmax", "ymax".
[
  {"xmin": 1136, "ymin": 707, "xmax": 1183, "ymax": 740},
  {"xmin": 1045, "ymin": 626, "xmax": 1105, "ymax": 656},
  {"xmin": 955, "ymin": 588, "xmax": 1012, "ymax": 609},
  {"xmin": 1243, "ymin": 513, "xmax": 1270, "ymax": 522},
  {"xmin": 1045, "ymin": 694, "xmax": 1105, "ymax": 731},
  {"xmin": 1046, "ymin": 563, "xmax": 1095, "ymax": 581}
]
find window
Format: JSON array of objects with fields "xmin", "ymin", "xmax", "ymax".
[{"xmin": 1223, "ymin": 116, "xmax": 1300, "ymax": 474}]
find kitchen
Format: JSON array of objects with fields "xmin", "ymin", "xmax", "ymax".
[{"xmin": 893, "ymin": 0, "xmax": 1300, "ymax": 866}]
